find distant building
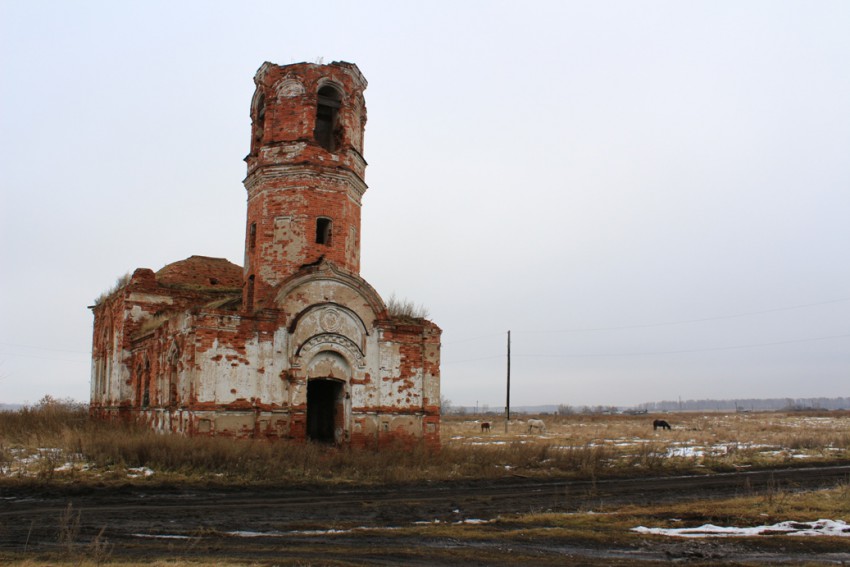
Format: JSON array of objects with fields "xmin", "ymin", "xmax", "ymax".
[{"xmin": 89, "ymin": 62, "xmax": 441, "ymax": 447}]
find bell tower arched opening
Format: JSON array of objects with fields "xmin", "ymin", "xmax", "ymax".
[{"xmin": 314, "ymin": 85, "xmax": 341, "ymax": 151}]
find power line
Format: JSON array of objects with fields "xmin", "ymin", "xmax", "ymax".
[
  {"xmin": 443, "ymin": 331, "xmax": 850, "ymax": 365},
  {"xmin": 0, "ymin": 341, "xmax": 90, "ymax": 355},
  {"xmin": 0, "ymin": 350, "xmax": 90, "ymax": 363},
  {"xmin": 513, "ymin": 332, "xmax": 850, "ymax": 359},
  {"xmin": 519, "ymin": 297, "xmax": 850, "ymax": 334},
  {"xmin": 441, "ymin": 354, "xmax": 504, "ymax": 365},
  {"xmin": 442, "ymin": 332, "xmax": 505, "ymax": 346},
  {"xmin": 442, "ymin": 297, "xmax": 850, "ymax": 344}
]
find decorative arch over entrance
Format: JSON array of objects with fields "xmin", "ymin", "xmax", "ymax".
[{"xmin": 304, "ymin": 350, "xmax": 351, "ymax": 444}]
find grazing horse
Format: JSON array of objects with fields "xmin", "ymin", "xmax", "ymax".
[
  {"xmin": 527, "ymin": 418, "xmax": 546, "ymax": 433},
  {"xmin": 653, "ymin": 419, "xmax": 671, "ymax": 431},
  {"xmin": 480, "ymin": 421, "xmax": 491, "ymax": 433}
]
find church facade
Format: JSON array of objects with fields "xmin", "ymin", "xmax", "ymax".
[{"xmin": 89, "ymin": 61, "xmax": 441, "ymax": 447}]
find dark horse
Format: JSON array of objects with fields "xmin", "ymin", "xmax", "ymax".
[
  {"xmin": 653, "ymin": 419, "xmax": 671, "ymax": 431},
  {"xmin": 480, "ymin": 422, "xmax": 491, "ymax": 433}
]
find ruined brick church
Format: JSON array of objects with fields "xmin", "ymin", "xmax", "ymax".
[{"xmin": 89, "ymin": 61, "xmax": 441, "ymax": 447}]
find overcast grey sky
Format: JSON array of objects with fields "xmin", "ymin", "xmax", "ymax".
[{"xmin": 1, "ymin": 1, "xmax": 848, "ymax": 408}]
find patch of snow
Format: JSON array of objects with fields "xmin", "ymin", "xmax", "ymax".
[
  {"xmin": 633, "ymin": 519, "xmax": 850, "ymax": 538},
  {"xmin": 224, "ymin": 525, "xmax": 405, "ymax": 538},
  {"xmin": 225, "ymin": 530, "xmax": 283, "ymax": 537},
  {"xmin": 666, "ymin": 446, "xmax": 705, "ymax": 458},
  {"xmin": 287, "ymin": 529, "xmax": 350, "ymax": 535},
  {"xmin": 758, "ymin": 450, "xmax": 810, "ymax": 459},
  {"xmin": 127, "ymin": 467, "xmax": 154, "ymax": 478}
]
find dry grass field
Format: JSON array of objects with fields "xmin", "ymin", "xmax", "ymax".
[
  {"xmin": 2, "ymin": 400, "xmax": 850, "ymax": 565},
  {"xmin": 442, "ymin": 410, "xmax": 850, "ymax": 475},
  {"xmin": 2, "ymin": 398, "xmax": 850, "ymax": 485}
]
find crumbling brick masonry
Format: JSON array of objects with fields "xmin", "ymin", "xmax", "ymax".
[{"xmin": 89, "ymin": 61, "xmax": 441, "ymax": 448}]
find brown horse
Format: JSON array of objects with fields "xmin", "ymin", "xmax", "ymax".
[
  {"xmin": 480, "ymin": 422, "xmax": 491, "ymax": 433},
  {"xmin": 653, "ymin": 419, "xmax": 671, "ymax": 431}
]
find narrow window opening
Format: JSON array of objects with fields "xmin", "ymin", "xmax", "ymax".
[
  {"xmin": 314, "ymin": 86, "xmax": 341, "ymax": 151},
  {"xmin": 97, "ymin": 358, "xmax": 104, "ymax": 396},
  {"xmin": 253, "ymin": 93, "xmax": 265, "ymax": 148},
  {"xmin": 246, "ymin": 275, "xmax": 255, "ymax": 311},
  {"xmin": 168, "ymin": 348, "xmax": 179, "ymax": 408},
  {"xmin": 249, "ymin": 222, "xmax": 257, "ymax": 250},
  {"xmin": 136, "ymin": 364, "xmax": 143, "ymax": 406},
  {"xmin": 98, "ymin": 325, "xmax": 110, "ymax": 397},
  {"xmin": 316, "ymin": 218, "xmax": 332, "ymax": 245},
  {"xmin": 141, "ymin": 362, "xmax": 151, "ymax": 408}
]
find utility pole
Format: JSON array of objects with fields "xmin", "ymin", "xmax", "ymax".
[{"xmin": 505, "ymin": 330, "xmax": 511, "ymax": 433}]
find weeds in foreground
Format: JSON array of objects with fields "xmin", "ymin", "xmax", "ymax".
[
  {"xmin": 39, "ymin": 502, "xmax": 114, "ymax": 565},
  {"xmin": 2, "ymin": 403, "xmax": 850, "ymax": 487},
  {"xmin": 57, "ymin": 503, "xmax": 80, "ymax": 556},
  {"xmin": 86, "ymin": 527, "xmax": 113, "ymax": 565}
]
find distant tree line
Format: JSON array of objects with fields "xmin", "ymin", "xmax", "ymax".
[
  {"xmin": 636, "ymin": 397, "xmax": 850, "ymax": 412},
  {"xmin": 438, "ymin": 397, "xmax": 850, "ymax": 417},
  {"xmin": 556, "ymin": 405, "xmax": 619, "ymax": 415}
]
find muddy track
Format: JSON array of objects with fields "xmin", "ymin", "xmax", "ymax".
[{"xmin": 2, "ymin": 464, "xmax": 850, "ymax": 565}]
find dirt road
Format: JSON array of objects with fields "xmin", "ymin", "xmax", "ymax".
[{"xmin": 2, "ymin": 465, "xmax": 850, "ymax": 565}]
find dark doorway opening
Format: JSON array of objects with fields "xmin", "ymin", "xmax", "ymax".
[{"xmin": 307, "ymin": 379, "xmax": 342, "ymax": 443}]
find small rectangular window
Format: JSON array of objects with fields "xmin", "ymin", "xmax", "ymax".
[
  {"xmin": 249, "ymin": 223, "xmax": 257, "ymax": 249},
  {"xmin": 316, "ymin": 218, "xmax": 332, "ymax": 245}
]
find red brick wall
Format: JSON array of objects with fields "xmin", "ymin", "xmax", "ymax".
[
  {"xmin": 90, "ymin": 62, "xmax": 442, "ymax": 450},
  {"xmin": 242, "ymin": 62, "xmax": 368, "ymax": 312}
]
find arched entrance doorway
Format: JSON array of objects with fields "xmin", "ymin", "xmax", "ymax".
[{"xmin": 306, "ymin": 378, "xmax": 343, "ymax": 443}]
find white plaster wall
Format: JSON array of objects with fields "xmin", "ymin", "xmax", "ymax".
[
  {"xmin": 392, "ymin": 364, "xmax": 423, "ymax": 409},
  {"xmin": 378, "ymin": 340, "xmax": 400, "ymax": 408},
  {"xmin": 353, "ymin": 333, "xmax": 382, "ymax": 409},
  {"xmin": 423, "ymin": 342, "xmax": 440, "ymax": 406},
  {"xmin": 277, "ymin": 277, "xmax": 379, "ymax": 332},
  {"xmin": 194, "ymin": 336, "xmax": 263, "ymax": 404},
  {"xmin": 260, "ymin": 326, "xmax": 291, "ymax": 405}
]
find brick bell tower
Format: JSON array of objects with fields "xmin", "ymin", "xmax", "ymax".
[{"xmin": 242, "ymin": 61, "xmax": 368, "ymax": 312}]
